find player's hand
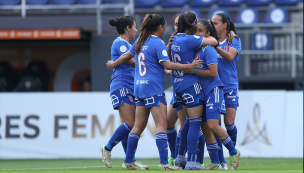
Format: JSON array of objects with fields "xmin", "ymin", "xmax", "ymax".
[
  {"xmin": 215, "ymin": 46, "xmax": 221, "ymax": 53},
  {"xmin": 184, "ymin": 62, "xmax": 194, "ymax": 74},
  {"xmin": 190, "ymin": 59, "xmax": 202, "ymax": 69},
  {"xmin": 106, "ymin": 60, "xmax": 115, "ymax": 70},
  {"xmin": 227, "ymin": 31, "xmax": 238, "ymax": 44},
  {"xmin": 167, "ymin": 34, "xmax": 175, "ymax": 48},
  {"xmin": 164, "ymin": 69, "xmax": 172, "ymax": 75}
]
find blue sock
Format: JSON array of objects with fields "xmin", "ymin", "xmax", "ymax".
[
  {"xmin": 175, "ymin": 130, "xmax": 181, "ymax": 158},
  {"xmin": 106, "ymin": 122, "xmax": 131, "ymax": 151},
  {"xmin": 125, "ymin": 133, "xmax": 140, "ymax": 163},
  {"xmin": 167, "ymin": 127, "xmax": 177, "ymax": 158},
  {"xmin": 121, "ymin": 133, "xmax": 136, "ymax": 162},
  {"xmin": 187, "ymin": 117, "xmax": 202, "ymax": 162},
  {"xmin": 206, "ymin": 143, "xmax": 220, "ymax": 164},
  {"xmin": 216, "ymin": 123, "xmax": 226, "ymax": 163},
  {"xmin": 156, "ymin": 132, "xmax": 169, "ymax": 165},
  {"xmin": 220, "ymin": 135, "xmax": 237, "ymax": 156},
  {"xmin": 196, "ymin": 130, "xmax": 205, "ymax": 164},
  {"xmin": 178, "ymin": 119, "xmax": 189, "ymax": 156},
  {"xmin": 226, "ymin": 123, "xmax": 237, "ymax": 146}
]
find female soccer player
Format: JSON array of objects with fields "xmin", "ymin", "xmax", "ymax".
[
  {"xmin": 170, "ymin": 11, "xmax": 218, "ymax": 170},
  {"xmin": 106, "ymin": 13, "xmax": 202, "ymax": 170},
  {"xmin": 100, "ymin": 16, "xmax": 148, "ymax": 170},
  {"xmin": 185, "ymin": 19, "xmax": 241, "ymax": 170},
  {"xmin": 211, "ymin": 12, "xmax": 241, "ymax": 160}
]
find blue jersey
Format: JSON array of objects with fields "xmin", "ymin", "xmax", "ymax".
[
  {"xmin": 171, "ymin": 33, "xmax": 204, "ymax": 92},
  {"xmin": 218, "ymin": 38, "xmax": 242, "ymax": 93},
  {"xmin": 110, "ymin": 37, "xmax": 134, "ymax": 95},
  {"xmin": 130, "ymin": 35, "xmax": 170, "ymax": 99},
  {"xmin": 196, "ymin": 46, "xmax": 223, "ymax": 94}
]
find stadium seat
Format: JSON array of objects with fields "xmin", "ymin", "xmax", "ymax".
[
  {"xmin": 235, "ymin": 8, "xmax": 259, "ymax": 24},
  {"xmin": 181, "ymin": 8, "xmax": 202, "ymax": 20},
  {"xmin": 26, "ymin": 0, "xmax": 49, "ymax": 5},
  {"xmin": 264, "ymin": 7, "xmax": 288, "ymax": 23},
  {"xmin": 0, "ymin": 0, "xmax": 20, "ymax": 5},
  {"xmin": 275, "ymin": 0, "xmax": 302, "ymax": 6},
  {"xmin": 247, "ymin": 0, "xmax": 273, "ymax": 6},
  {"xmin": 52, "ymin": 0, "xmax": 77, "ymax": 5},
  {"xmin": 189, "ymin": 0, "xmax": 217, "ymax": 7},
  {"xmin": 207, "ymin": 8, "xmax": 230, "ymax": 20},
  {"xmin": 80, "ymin": 0, "xmax": 99, "ymax": 4},
  {"xmin": 135, "ymin": 0, "xmax": 161, "ymax": 8},
  {"xmin": 251, "ymin": 31, "xmax": 273, "ymax": 50},
  {"xmin": 161, "ymin": 0, "xmax": 189, "ymax": 8},
  {"xmin": 104, "ymin": 0, "xmax": 129, "ymax": 4},
  {"xmin": 218, "ymin": 0, "xmax": 245, "ymax": 7}
]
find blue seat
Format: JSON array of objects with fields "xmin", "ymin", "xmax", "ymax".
[
  {"xmin": 104, "ymin": 0, "xmax": 129, "ymax": 4},
  {"xmin": 207, "ymin": 8, "xmax": 230, "ymax": 20},
  {"xmin": 80, "ymin": 0, "xmax": 99, "ymax": 4},
  {"xmin": 181, "ymin": 8, "xmax": 202, "ymax": 20},
  {"xmin": 235, "ymin": 8, "xmax": 259, "ymax": 24},
  {"xmin": 218, "ymin": 0, "xmax": 245, "ymax": 7},
  {"xmin": 189, "ymin": 0, "xmax": 217, "ymax": 7},
  {"xmin": 0, "ymin": 0, "xmax": 20, "ymax": 5},
  {"xmin": 26, "ymin": 0, "xmax": 49, "ymax": 5},
  {"xmin": 247, "ymin": 0, "xmax": 273, "ymax": 6},
  {"xmin": 264, "ymin": 7, "xmax": 288, "ymax": 23},
  {"xmin": 135, "ymin": 0, "xmax": 161, "ymax": 8},
  {"xmin": 161, "ymin": 0, "xmax": 189, "ymax": 8},
  {"xmin": 52, "ymin": 0, "xmax": 77, "ymax": 5},
  {"xmin": 251, "ymin": 31, "xmax": 273, "ymax": 50},
  {"xmin": 275, "ymin": 0, "xmax": 302, "ymax": 6}
]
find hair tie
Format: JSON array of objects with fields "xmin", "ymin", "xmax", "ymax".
[
  {"xmin": 152, "ymin": 17, "xmax": 166, "ymax": 30},
  {"xmin": 149, "ymin": 14, "xmax": 153, "ymax": 19},
  {"xmin": 199, "ymin": 21, "xmax": 210, "ymax": 32},
  {"xmin": 208, "ymin": 20, "xmax": 211, "ymax": 22}
]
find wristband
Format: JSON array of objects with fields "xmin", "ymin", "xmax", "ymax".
[{"xmin": 193, "ymin": 69, "xmax": 197, "ymax": 74}]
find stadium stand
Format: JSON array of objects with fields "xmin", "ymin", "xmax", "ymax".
[
  {"xmin": 247, "ymin": 0, "xmax": 274, "ymax": 6},
  {"xmin": 0, "ymin": 0, "xmax": 20, "ymax": 5},
  {"xmin": 218, "ymin": 0, "xmax": 245, "ymax": 7},
  {"xmin": 207, "ymin": 8, "xmax": 230, "ymax": 19},
  {"xmin": 235, "ymin": 7, "xmax": 259, "ymax": 24},
  {"xmin": 264, "ymin": 7, "xmax": 289, "ymax": 23},
  {"xmin": 189, "ymin": 0, "xmax": 217, "ymax": 7},
  {"xmin": 275, "ymin": 0, "xmax": 302, "ymax": 6},
  {"xmin": 181, "ymin": 8, "xmax": 202, "ymax": 19},
  {"xmin": 161, "ymin": 0, "xmax": 189, "ymax": 8},
  {"xmin": 135, "ymin": 0, "xmax": 161, "ymax": 8},
  {"xmin": 52, "ymin": 0, "xmax": 77, "ymax": 5},
  {"xmin": 251, "ymin": 31, "xmax": 273, "ymax": 50},
  {"xmin": 26, "ymin": 0, "xmax": 49, "ymax": 5}
]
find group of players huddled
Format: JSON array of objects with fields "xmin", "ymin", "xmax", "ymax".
[{"xmin": 102, "ymin": 11, "xmax": 242, "ymax": 171}]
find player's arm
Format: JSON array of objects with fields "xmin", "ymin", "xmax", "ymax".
[
  {"xmin": 201, "ymin": 36, "xmax": 218, "ymax": 46},
  {"xmin": 184, "ymin": 63, "xmax": 218, "ymax": 78},
  {"xmin": 167, "ymin": 34, "xmax": 174, "ymax": 61},
  {"xmin": 126, "ymin": 58, "xmax": 135, "ymax": 68},
  {"xmin": 106, "ymin": 51, "xmax": 134, "ymax": 70},
  {"xmin": 215, "ymin": 46, "xmax": 238, "ymax": 62},
  {"xmin": 161, "ymin": 59, "xmax": 202, "ymax": 71}
]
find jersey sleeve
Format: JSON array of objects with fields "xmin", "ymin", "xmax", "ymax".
[
  {"xmin": 186, "ymin": 35, "xmax": 204, "ymax": 49},
  {"xmin": 115, "ymin": 40, "xmax": 130, "ymax": 57},
  {"xmin": 205, "ymin": 46, "xmax": 218, "ymax": 65},
  {"xmin": 230, "ymin": 38, "xmax": 242, "ymax": 55},
  {"xmin": 156, "ymin": 41, "xmax": 170, "ymax": 64},
  {"xmin": 129, "ymin": 38, "xmax": 138, "ymax": 55}
]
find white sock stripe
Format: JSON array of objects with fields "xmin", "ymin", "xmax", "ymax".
[
  {"xmin": 199, "ymin": 130, "xmax": 203, "ymax": 136},
  {"xmin": 167, "ymin": 127, "xmax": 176, "ymax": 133},
  {"xmin": 225, "ymin": 124, "xmax": 235, "ymax": 130},
  {"xmin": 222, "ymin": 136, "xmax": 231, "ymax": 145},
  {"xmin": 123, "ymin": 123, "xmax": 131, "ymax": 131},
  {"xmin": 129, "ymin": 133, "xmax": 140, "ymax": 139}
]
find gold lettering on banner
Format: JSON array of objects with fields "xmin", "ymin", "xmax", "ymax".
[
  {"xmin": 91, "ymin": 115, "xmax": 114, "ymax": 138},
  {"xmin": 72, "ymin": 115, "xmax": 87, "ymax": 138},
  {"xmin": 241, "ymin": 103, "xmax": 272, "ymax": 146}
]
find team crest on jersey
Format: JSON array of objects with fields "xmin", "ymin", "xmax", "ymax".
[
  {"xmin": 224, "ymin": 46, "xmax": 230, "ymax": 51},
  {"xmin": 129, "ymin": 96, "xmax": 133, "ymax": 102},
  {"xmin": 195, "ymin": 54, "xmax": 200, "ymax": 60}
]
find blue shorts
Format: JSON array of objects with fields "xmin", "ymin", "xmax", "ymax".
[
  {"xmin": 175, "ymin": 82, "xmax": 204, "ymax": 108},
  {"xmin": 170, "ymin": 91, "xmax": 183, "ymax": 112},
  {"xmin": 202, "ymin": 87, "xmax": 226, "ymax": 122},
  {"xmin": 110, "ymin": 88, "xmax": 135, "ymax": 110},
  {"xmin": 135, "ymin": 93, "xmax": 167, "ymax": 109},
  {"xmin": 224, "ymin": 88, "xmax": 239, "ymax": 110}
]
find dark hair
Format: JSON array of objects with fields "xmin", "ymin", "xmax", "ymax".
[
  {"xmin": 173, "ymin": 13, "xmax": 180, "ymax": 20},
  {"xmin": 175, "ymin": 11, "xmax": 197, "ymax": 35},
  {"xmin": 109, "ymin": 16, "xmax": 134, "ymax": 35},
  {"xmin": 198, "ymin": 19, "xmax": 220, "ymax": 42},
  {"xmin": 135, "ymin": 14, "xmax": 166, "ymax": 54},
  {"xmin": 214, "ymin": 13, "xmax": 239, "ymax": 39}
]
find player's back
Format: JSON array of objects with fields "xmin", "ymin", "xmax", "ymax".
[
  {"xmin": 131, "ymin": 35, "xmax": 170, "ymax": 99},
  {"xmin": 218, "ymin": 38, "xmax": 242, "ymax": 93},
  {"xmin": 171, "ymin": 33, "xmax": 203, "ymax": 92},
  {"xmin": 196, "ymin": 45, "xmax": 223, "ymax": 94},
  {"xmin": 110, "ymin": 37, "xmax": 134, "ymax": 94}
]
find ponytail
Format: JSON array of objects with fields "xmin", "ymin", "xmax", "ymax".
[
  {"xmin": 175, "ymin": 11, "xmax": 197, "ymax": 35},
  {"xmin": 135, "ymin": 14, "xmax": 165, "ymax": 54}
]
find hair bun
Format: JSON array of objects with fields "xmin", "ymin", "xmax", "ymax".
[
  {"xmin": 109, "ymin": 18, "xmax": 119, "ymax": 26},
  {"xmin": 149, "ymin": 14, "xmax": 153, "ymax": 19}
]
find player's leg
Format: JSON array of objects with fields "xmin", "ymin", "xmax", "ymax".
[
  {"xmin": 196, "ymin": 128, "xmax": 205, "ymax": 168},
  {"xmin": 215, "ymin": 116, "xmax": 227, "ymax": 169},
  {"xmin": 175, "ymin": 104, "xmax": 186, "ymax": 165},
  {"xmin": 123, "ymin": 104, "xmax": 150, "ymax": 170},
  {"xmin": 167, "ymin": 102, "xmax": 178, "ymax": 165}
]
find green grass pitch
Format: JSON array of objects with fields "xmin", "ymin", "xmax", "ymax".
[{"xmin": 0, "ymin": 158, "xmax": 302, "ymax": 173}]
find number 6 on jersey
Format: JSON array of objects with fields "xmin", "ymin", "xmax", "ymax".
[{"xmin": 138, "ymin": 52, "xmax": 146, "ymax": 76}]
